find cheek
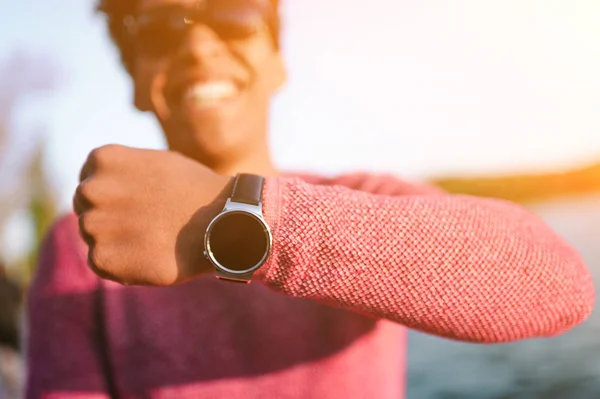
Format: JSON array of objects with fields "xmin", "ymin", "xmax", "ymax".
[
  {"xmin": 264, "ymin": 53, "xmax": 285, "ymax": 93},
  {"xmin": 253, "ymin": 54, "xmax": 285, "ymax": 96},
  {"xmin": 231, "ymin": 39, "xmax": 282, "ymax": 93},
  {"xmin": 132, "ymin": 60, "xmax": 168, "ymax": 112}
]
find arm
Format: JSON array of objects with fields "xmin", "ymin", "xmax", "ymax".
[
  {"xmin": 26, "ymin": 215, "xmax": 110, "ymax": 399},
  {"xmin": 256, "ymin": 173, "xmax": 594, "ymax": 343}
]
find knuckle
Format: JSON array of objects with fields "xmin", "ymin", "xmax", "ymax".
[
  {"xmin": 72, "ymin": 192, "xmax": 84, "ymax": 215},
  {"xmin": 87, "ymin": 147, "xmax": 102, "ymax": 164},
  {"xmin": 77, "ymin": 213, "xmax": 95, "ymax": 243},
  {"xmin": 84, "ymin": 144, "xmax": 129, "ymax": 178},
  {"xmin": 78, "ymin": 211, "xmax": 104, "ymax": 240},
  {"xmin": 78, "ymin": 212, "xmax": 92, "ymax": 232},
  {"xmin": 87, "ymin": 246, "xmax": 111, "ymax": 280},
  {"xmin": 77, "ymin": 180, "xmax": 96, "ymax": 203},
  {"xmin": 97, "ymin": 143, "xmax": 123, "ymax": 158},
  {"xmin": 87, "ymin": 144, "xmax": 118, "ymax": 167}
]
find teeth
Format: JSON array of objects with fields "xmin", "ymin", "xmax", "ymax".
[{"xmin": 183, "ymin": 81, "xmax": 237, "ymax": 105}]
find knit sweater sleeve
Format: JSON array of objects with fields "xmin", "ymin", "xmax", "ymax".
[{"xmin": 255, "ymin": 172, "xmax": 594, "ymax": 343}]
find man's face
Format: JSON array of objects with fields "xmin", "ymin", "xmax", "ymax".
[{"xmin": 129, "ymin": 0, "xmax": 285, "ymax": 164}]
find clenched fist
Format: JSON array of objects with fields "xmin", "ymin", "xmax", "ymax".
[{"xmin": 73, "ymin": 144, "xmax": 231, "ymax": 286}]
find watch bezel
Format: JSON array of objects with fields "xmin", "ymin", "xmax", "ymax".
[{"xmin": 204, "ymin": 206, "xmax": 272, "ymax": 276}]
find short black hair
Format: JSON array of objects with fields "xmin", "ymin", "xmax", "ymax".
[{"xmin": 96, "ymin": 0, "xmax": 282, "ymax": 73}]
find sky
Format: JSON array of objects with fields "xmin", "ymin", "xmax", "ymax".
[{"xmin": 1, "ymin": 0, "xmax": 600, "ymax": 259}]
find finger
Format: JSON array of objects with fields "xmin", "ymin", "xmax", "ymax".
[
  {"xmin": 72, "ymin": 192, "xmax": 83, "ymax": 216},
  {"xmin": 77, "ymin": 213, "xmax": 95, "ymax": 247},
  {"xmin": 72, "ymin": 180, "xmax": 93, "ymax": 215},
  {"xmin": 79, "ymin": 161, "xmax": 92, "ymax": 183},
  {"xmin": 72, "ymin": 185, "xmax": 87, "ymax": 215},
  {"xmin": 79, "ymin": 149, "xmax": 100, "ymax": 183},
  {"xmin": 87, "ymin": 245, "xmax": 115, "ymax": 282}
]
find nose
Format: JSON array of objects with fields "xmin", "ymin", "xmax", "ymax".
[{"xmin": 175, "ymin": 23, "xmax": 226, "ymax": 63}]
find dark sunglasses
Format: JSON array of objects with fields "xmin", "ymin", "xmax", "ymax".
[{"xmin": 123, "ymin": 0, "xmax": 274, "ymax": 57}]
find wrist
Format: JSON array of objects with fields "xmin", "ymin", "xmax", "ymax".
[
  {"xmin": 178, "ymin": 175, "xmax": 234, "ymax": 280},
  {"xmin": 203, "ymin": 174, "xmax": 272, "ymax": 283}
]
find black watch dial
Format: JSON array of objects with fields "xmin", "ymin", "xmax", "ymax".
[{"xmin": 206, "ymin": 212, "xmax": 270, "ymax": 272}]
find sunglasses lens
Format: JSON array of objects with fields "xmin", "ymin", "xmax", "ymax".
[
  {"xmin": 131, "ymin": 2, "xmax": 270, "ymax": 57},
  {"xmin": 135, "ymin": 16, "xmax": 185, "ymax": 56},
  {"xmin": 208, "ymin": 12, "xmax": 263, "ymax": 40}
]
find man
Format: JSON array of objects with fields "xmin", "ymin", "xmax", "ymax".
[{"xmin": 26, "ymin": 0, "xmax": 594, "ymax": 398}]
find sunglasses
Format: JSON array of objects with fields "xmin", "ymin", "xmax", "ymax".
[{"xmin": 123, "ymin": 0, "xmax": 274, "ymax": 57}]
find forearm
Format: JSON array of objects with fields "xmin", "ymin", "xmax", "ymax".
[{"xmin": 257, "ymin": 177, "xmax": 594, "ymax": 343}]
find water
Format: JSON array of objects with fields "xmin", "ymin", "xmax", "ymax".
[{"xmin": 407, "ymin": 194, "xmax": 600, "ymax": 398}]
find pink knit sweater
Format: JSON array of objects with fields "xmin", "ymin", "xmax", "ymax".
[{"xmin": 26, "ymin": 173, "xmax": 594, "ymax": 399}]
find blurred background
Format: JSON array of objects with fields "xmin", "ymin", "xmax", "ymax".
[{"xmin": 1, "ymin": 0, "xmax": 599, "ymax": 397}]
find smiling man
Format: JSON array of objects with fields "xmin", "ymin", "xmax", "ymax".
[
  {"xmin": 25, "ymin": 0, "xmax": 595, "ymax": 398},
  {"xmin": 118, "ymin": 0, "xmax": 283, "ymax": 175}
]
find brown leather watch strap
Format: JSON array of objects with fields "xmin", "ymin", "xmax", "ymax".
[{"xmin": 230, "ymin": 174, "xmax": 265, "ymax": 206}]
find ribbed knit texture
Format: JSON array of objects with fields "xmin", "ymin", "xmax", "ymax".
[{"xmin": 26, "ymin": 173, "xmax": 594, "ymax": 399}]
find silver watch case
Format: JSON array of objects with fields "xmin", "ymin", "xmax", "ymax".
[{"xmin": 203, "ymin": 198, "xmax": 272, "ymax": 282}]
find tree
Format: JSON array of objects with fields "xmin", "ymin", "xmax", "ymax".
[
  {"xmin": 431, "ymin": 161, "xmax": 600, "ymax": 204},
  {"xmin": 0, "ymin": 52, "xmax": 60, "ymax": 285}
]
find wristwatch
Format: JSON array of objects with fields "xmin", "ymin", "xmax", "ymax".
[{"xmin": 203, "ymin": 173, "xmax": 272, "ymax": 283}]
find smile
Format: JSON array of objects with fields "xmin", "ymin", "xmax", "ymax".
[{"xmin": 181, "ymin": 81, "xmax": 239, "ymax": 108}]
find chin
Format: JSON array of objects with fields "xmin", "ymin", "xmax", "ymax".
[
  {"xmin": 160, "ymin": 110, "xmax": 264, "ymax": 167},
  {"xmin": 167, "ymin": 132, "xmax": 245, "ymax": 167}
]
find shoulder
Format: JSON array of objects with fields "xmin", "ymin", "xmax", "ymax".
[{"xmin": 32, "ymin": 213, "xmax": 99, "ymax": 296}]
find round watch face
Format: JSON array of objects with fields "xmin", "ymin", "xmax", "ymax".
[{"xmin": 206, "ymin": 211, "xmax": 270, "ymax": 273}]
